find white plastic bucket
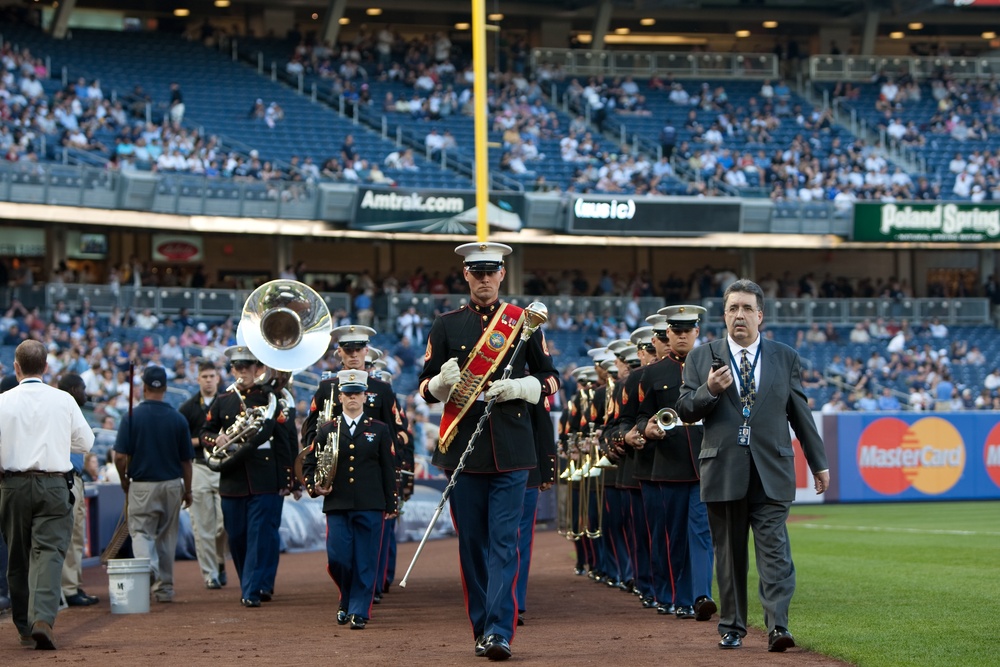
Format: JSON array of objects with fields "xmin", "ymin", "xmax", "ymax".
[{"xmin": 107, "ymin": 558, "xmax": 151, "ymax": 614}]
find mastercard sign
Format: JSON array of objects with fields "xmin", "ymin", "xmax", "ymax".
[
  {"xmin": 985, "ymin": 423, "xmax": 1000, "ymax": 489},
  {"xmin": 857, "ymin": 417, "xmax": 965, "ymax": 496}
]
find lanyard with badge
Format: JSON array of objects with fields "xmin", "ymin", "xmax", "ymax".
[{"xmin": 728, "ymin": 345, "xmax": 759, "ymax": 447}]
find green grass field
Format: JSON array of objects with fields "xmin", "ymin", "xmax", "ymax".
[{"xmin": 743, "ymin": 501, "xmax": 1000, "ymax": 667}]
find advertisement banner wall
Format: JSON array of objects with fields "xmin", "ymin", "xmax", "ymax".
[
  {"xmin": 351, "ymin": 188, "xmax": 524, "ymax": 232},
  {"xmin": 835, "ymin": 412, "xmax": 1000, "ymax": 502},
  {"xmin": 853, "ymin": 202, "xmax": 1000, "ymax": 242}
]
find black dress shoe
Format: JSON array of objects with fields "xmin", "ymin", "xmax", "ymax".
[
  {"xmin": 241, "ymin": 598, "xmax": 261, "ymax": 608},
  {"xmin": 641, "ymin": 596, "xmax": 658, "ymax": 609},
  {"xmin": 336, "ymin": 609, "xmax": 349, "ymax": 625},
  {"xmin": 483, "ymin": 634, "xmax": 511, "ymax": 661},
  {"xmin": 350, "ymin": 614, "xmax": 367, "ymax": 630},
  {"xmin": 78, "ymin": 589, "xmax": 100, "ymax": 604},
  {"xmin": 474, "ymin": 635, "xmax": 487, "ymax": 657},
  {"xmin": 694, "ymin": 596, "xmax": 717, "ymax": 621},
  {"xmin": 768, "ymin": 627, "xmax": 795, "ymax": 652},
  {"xmin": 517, "ymin": 613, "xmax": 525, "ymax": 626},
  {"xmin": 719, "ymin": 632, "xmax": 742, "ymax": 649},
  {"xmin": 259, "ymin": 590, "xmax": 273, "ymax": 602},
  {"xmin": 373, "ymin": 592, "xmax": 382, "ymax": 604},
  {"xmin": 618, "ymin": 579, "xmax": 633, "ymax": 592},
  {"xmin": 573, "ymin": 566, "xmax": 586, "ymax": 576},
  {"xmin": 656, "ymin": 603, "xmax": 676, "ymax": 615},
  {"xmin": 65, "ymin": 592, "xmax": 98, "ymax": 607},
  {"xmin": 675, "ymin": 605, "xmax": 696, "ymax": 619}
]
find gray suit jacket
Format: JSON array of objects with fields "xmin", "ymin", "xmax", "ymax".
[{"xmin": 676, "ymin": 338, "xmax": 828, "ymax": 503}]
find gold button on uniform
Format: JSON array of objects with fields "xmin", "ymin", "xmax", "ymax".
[
  {"xmin": 349, "ymin": 444, "xmax": 355, "ymax": 449},
  {"xmin": 349, "ymin": 478, "xmax": 355, "ymax": 483},
  {"xmin": 349, "ymin": 466, "xmax": 354, "ymax": 472},
  {"xmin": 349, "ymin": 456, "xmax": 355, "ymax": 461}
]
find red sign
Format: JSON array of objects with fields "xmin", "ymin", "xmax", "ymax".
[
  {"xmin": 985, "ymin": 423, "xmax": 1000, "ymax": 489},
  {"xmin": 155, "ymin": 241, "xmax": 199, "ymax": 261}
]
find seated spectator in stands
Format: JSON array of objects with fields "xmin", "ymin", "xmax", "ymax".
[
  {"xmin": 856, "ymin": 389, "xmax": 879, "ymax": 411},
  {"xmin": 908, "ymin": 385, "xmax": 931, "ymax": 411},
  {"xmin": 802, "ymin": 323, "xmax": 826, "ymax": 344},
  {"xmin": 425, "ymin": 128, "xmax": 446, "ymax": 159},
  {"xmin": 801, "ymin": 367, "xmax": 826, "ymax": 390},
  {"xmin": 928, "ymin": 317, "xmax": 948, "ymax": 338},
  {"xmin": 869, "ymin": 317, "xmax": 890, "ymax": 339},
  {"xmin": 877, "ymin": 387, "xmax": 902, "ymax": 411},
  {"xmin": 975, "ymin": 388, "xmax": 993, "ymax": 410},
  {"xmin": 933, "ymin": 372, "xmax": 955, "ymax": 404},
  {"xmin": 367, "ymin": 161, "xmax": 394, "ymax": 185},
  {"xmin": 821, "ymin": 391, "xmax": 848, "ymax": 414},
  {"xmin": 837, "ymin": 322, "xmax": 864, "ymax": 347},
  {"xmin": 134, "ymin": 307, "xmax": 158, "ymax": 330},
  {"xmin": 984, "ymin": 367, "xmax": 1000, "ymax": 392},
  {"xmin": 264, "ymin": 102, "xmax": 284, "ymax": 128}
]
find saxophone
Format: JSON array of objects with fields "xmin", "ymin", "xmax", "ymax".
[
  {"xmin": 206, "ymin": 381, "xmax": 277, "ymax": 472},
  {"xmin": 313, "ymin": 415, "xmax": 341, "ymax": 493}
]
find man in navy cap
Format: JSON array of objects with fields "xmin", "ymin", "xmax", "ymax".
[
  {"xmin": 419, "ymin": 242, "xmax": 558, "ymax": 661},
  {"xmin": 114, "ymin": 365, "xmax": 194, "ymax": 604}
]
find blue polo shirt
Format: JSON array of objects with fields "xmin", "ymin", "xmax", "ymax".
[{"xmin": 114, "ymin": 399, "xmax": 194, "ymax": 481}]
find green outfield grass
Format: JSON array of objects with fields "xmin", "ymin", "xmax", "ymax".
[{"xmin": 743, "ymin": 501, "xmax": 1000, "ymax": 667}]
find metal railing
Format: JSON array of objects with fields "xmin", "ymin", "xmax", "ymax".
[
  {"xmin": 700, "ymin": 297, "xmax": 993, "ymax": 325},
  {"xmin": 531, "ymin": 49, "xmax": 780, "ymax": 80},
  {"xmin": 809, "ymin": 54, "xmax": 1000, "ymax": 82}
]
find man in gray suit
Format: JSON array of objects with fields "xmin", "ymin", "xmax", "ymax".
[{"xmin": 676, "ymin": 279, "xmax": 830, "ymax": 652}]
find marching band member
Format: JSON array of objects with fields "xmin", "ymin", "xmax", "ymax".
[
  {"xmin": 637, "ymin": 306, "xmax": 716, "ymax": 621},
  {"xmin": 302, "ymin": 325, "xmax": 406, "ymax": 604},
  {"xmin": 200, "ymin": 345, "xmax": 292, "ymax": 608},
  {"xmin": 418, "ymin": 242, "xmax": 558, "ymax": 661},
  {"xmin": 301, "ymin": 370, "xmax": 398, "ymax": 630}
]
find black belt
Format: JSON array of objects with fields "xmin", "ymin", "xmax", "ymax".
[{"xmin": 3, "ymin": 470, "xmax": 71, "ymax": 478}]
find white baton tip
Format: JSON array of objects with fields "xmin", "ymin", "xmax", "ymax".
[{"xmin": 398, "ymin": 581, "xmax": 407, "ymax": 588}]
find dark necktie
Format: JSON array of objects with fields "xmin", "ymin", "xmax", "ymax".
[{"xmin": 740, "ymin": 349, "xmax": 756, "ymax": 413}]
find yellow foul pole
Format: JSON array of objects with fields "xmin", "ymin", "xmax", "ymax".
[{"xmin": 472, "ymin": 0, "xmax": 489, "ymax": 242}]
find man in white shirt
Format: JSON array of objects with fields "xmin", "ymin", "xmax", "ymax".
[{"xmin": 0, "ymin": 340, "xmax": 94, "ymax": 650}]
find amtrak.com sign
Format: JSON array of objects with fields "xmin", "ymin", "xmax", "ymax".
[{"xmin": 568, "ymin": 197, "xmax": 740, "ymax": 235}]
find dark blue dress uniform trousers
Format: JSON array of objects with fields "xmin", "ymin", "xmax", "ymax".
[
  {"xmin": 641, "ymin": 481, "xmax": 674, "ymax": 605},
  {"xmin": 515, "ymin": 486, "xmax": 539, "ymax": 614},
  {"xmin": 449, "ymin": 469, "xmax": 528, "ymax": 642},
  {"xmin": 687, "ymin": 484, "xmax": 714, "ymax": 600},
  {"xmin": 222, "ymin": 493, "xmax": 283, "ymax": 603},
  {"xmin": 259, "ymin": 496, "xmax": 283, "ymax": 595},
  {"xmin": 326, "ymin": 510, "xmax": 384, "ymax": 619},
  {"xmin": 375, "ymin": 516, "xmax": 396, "ymax": 594},
  {"xmin": 603, "ymin": 486, "xmax": 634, "ymax": 584},
  {"xmin": 627, "ymin": 488, "xmax": 653, "ymax": 600}
]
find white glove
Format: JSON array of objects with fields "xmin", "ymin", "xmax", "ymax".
[
  {"xmin": 485, "ymin": 376, "xmax": 542, "ymax": 404},
  {"xmin": 428, "ymin": 357, "xmax": 461, "ymax": 402}
]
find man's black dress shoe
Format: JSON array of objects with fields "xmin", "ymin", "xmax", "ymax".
[
  {"xmin": 641, "ymin": 596, "xmax": 658, "ymax": 609},
  {"xmin": 768, "ymin": 627, "xmax": 795, "ymax": 652},
  {"xmin": 350, "ymin": 614, "xmax": 367, "ymax": 630},
  {"xmin": 336, "ymin": 608, "xmax": 349, "ymax": 625},
  {"xmin": 675, "ymin": 605, "xmax": 696, "ymax": 619},
  {"xmin": 373, "ymin": 592, "xmax": 382, "ymax": 604},
  {"xmin": 483, "ymin": 634, "xmax": 511, "ymax": 661},
  {"xmin": 259, "ymin": 590, "xmax": 273, "ymax": 602},
  {"xmin": 573, "ymin": 566, "xmax": 586, "ymax": 576},
  {"xmin": 517, "ymin": 614, "xmax": 524, "ymax": 626},
  {"xmin": 65, "ymin": 592, "xmax": 98, "ymax": 607},
  {"xmin": 78, "ymin": 589, "xmax": 100, "ymax": 604},
  {"xmin": 474, "ymin": 635, "xmax": 487, "ymax": 657},
  {"xmin": 694, "ymin": 596, "xmax": 717, "ymax": 621},
  {"xmin": 719, "ymin": 632, "xmax": 742, "ymax": 649},
  {"xmin": 241, "ymin": 598, "xmax": 261, "ymax": 608},
  {"xmin": 656, "ymin": 603, "xmax": 676, "ymax": 615}
]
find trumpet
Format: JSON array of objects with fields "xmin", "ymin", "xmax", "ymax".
[{"xmin": 654, "ymin": 407, "xmax": 680, "ymax": 433}]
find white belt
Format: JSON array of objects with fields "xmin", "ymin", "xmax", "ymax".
[
  {"xmin": 684, "ymin": 420, "xmax": 703, "ymax": 426},
  {"xmin": 258, "ymin": 439, "xmax": 272, "ymax": 450}
]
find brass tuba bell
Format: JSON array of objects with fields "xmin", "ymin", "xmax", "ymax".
[{"xmin": 239, "ymin": 279, "xmax": 333, "ymax": 372}]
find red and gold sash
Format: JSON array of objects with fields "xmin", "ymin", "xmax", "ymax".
[{"xmin": 438, "ymin": 302, "xmax": 524, "ymax": 453}]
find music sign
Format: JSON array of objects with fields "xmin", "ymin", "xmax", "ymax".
[
  {"xmin": 567, "ymin": 197, "xmax": 741, "ymax": 236},
  {"xmin": 853, "ymin": 203, "xmax": 1000, "ymax": 242}
]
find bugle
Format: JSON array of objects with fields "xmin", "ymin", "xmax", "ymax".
[{"xmin": 399, "ymin": 302, "xmax": 548, "ymax": 588}]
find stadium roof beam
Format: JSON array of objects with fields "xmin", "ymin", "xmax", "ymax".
[
  {"xmin": 50, "ymin": 0, "xmax": 78, "ymax": 40},
  {"xmin": 320, "ymin": 0, "xmax": 347, "ymax": 47},
  {"xmin": 591, "ymin": 0, "xmax": 613, "ymax": 50}
]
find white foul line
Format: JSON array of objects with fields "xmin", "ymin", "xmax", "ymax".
[{"xmin": 794, "ymin": 523, "xmax": 1000, "ymax": 537}]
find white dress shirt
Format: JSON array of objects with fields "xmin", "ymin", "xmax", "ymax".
[
  {"xmin": 727, "ymin": 336, "xmax": 761, "ymax": 397},
  {"xmin": 0, "ymin": 378, "xmax": 94, "ymax": 473}
]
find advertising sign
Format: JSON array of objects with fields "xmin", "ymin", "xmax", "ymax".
[
  {"xmin": 0, "ymin": 226, "xmax": 45, "ymax": 257},
  {"xmin": 836, "ymin": 412, "xmax": 1000, "ymax": 501},
  {"xmin": 351, "ymin": 188, "xmax": 524, "ymax": 232},
  {"xmin": 568, "ymin": 197, "xmax": 741, "ymax": 235},
  {"xmin": 853, "ymin": 202, "xmax": 1000, "ymax": 242},
  {"xmin": 152, "ymin": 234, "xmax": 204, "ymax": 262}
]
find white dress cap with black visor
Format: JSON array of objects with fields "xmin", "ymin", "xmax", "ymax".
[
  {"xmin": 456, "ymin": 242, "xmax": 513, "ymax": 272},
  {"xmin": 336, "ymin": 369, "xmax": 369, "ymax": 393},
  {"xmin": 657, "ymin": 304, "xmax": 707, "ymax": 331},
  {"xmin": 332, "ymin": 324, "xmax": 376, "ymax": 352}
]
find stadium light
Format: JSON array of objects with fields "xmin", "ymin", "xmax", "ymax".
[
  {"xmin": 174, "ymin": 8, "xmax": 190, "ymax": 17},
  {"xmin": 214, "ymin": 0, "xmax": 230, "ymax": 7},
  {"xmin": 488, "ymin": 13, "xmax": 504, "ymax": 21},
  {"xmin": 455, "ymin": 22, "xmax": 470, "ymax": 30},
  {"xmin": 615, "ymin": 28, "xmax": 630, "ymax": 35},
  {"xmin": 908, "ymin": 22, "xmax": 924, "ymax": 30},
  {"xmin": 762, "ymin": 20, "xmax": 778, "ymax": 28},
  {"xmin": 640, "ymin": 18, "xmax": 656, "ymax": 26},
  {"xmin": 339, "ymin": 17, "xmax": 350, "ymax": 25},
  {"xmin": 983, "ymin": 31, "xmax": 997, "ymax": 39},
  {"xmin": 735, "ymin": 30, "xmax": 751, "ymax": 38},
  {"xmin": 889, "ymin": 31, "xmax": 905, "ymax": 39}
]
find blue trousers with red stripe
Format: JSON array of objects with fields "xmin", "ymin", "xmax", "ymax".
[
  {"xmin": 326, "ymin": 510, "xmax": 384, "ymax": 620},
  {"xmin": 449, "ymin": 470, "xmax": 528, "ymax": 642},
  {"xmin": 603, "ymin": 486, "xmax": 633, "ymax": 584},
  {"xmin": 626, "ymin": 487, "xmax": 653, "ymax": 599},
  {"xmin": 515, "ymin": 486, "xmax": 539, "ymax": 614}
]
